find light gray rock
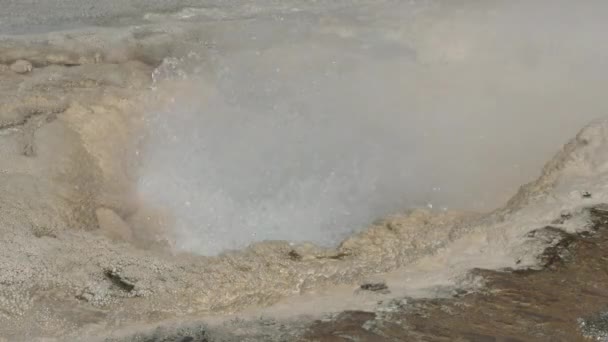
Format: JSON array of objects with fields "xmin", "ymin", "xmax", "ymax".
[{"xmin": 10, "ymin": 59, "xmax": 32, "ymax": 74}]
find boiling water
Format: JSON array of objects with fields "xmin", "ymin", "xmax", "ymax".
[{"xmin": 134, "ymin": 0, "xmax": 608, "ymax": 255}]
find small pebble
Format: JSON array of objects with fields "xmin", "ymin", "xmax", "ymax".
[
  {"xmin": 10, "ymin": 59, "xmax": 33, "ymax": 74},
  {"xmin": 360, "ymin": 282, "xmax": 389, "ymax": 293}
]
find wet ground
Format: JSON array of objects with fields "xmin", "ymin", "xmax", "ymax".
[{"xmin": 301, "ymin": 205, "xmax": 608, "ymax": 341}]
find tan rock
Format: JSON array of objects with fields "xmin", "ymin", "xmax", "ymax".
[
  {"xmin": 96, "ymin": 207, "xmax": 133, "ymax": 242},
  {"xmin": 10, "ymin": 59, "xmax": 33, "ymax": 74},
  {"xmin": 126, "ymin": 205, "xmax": 173, "ymax": 251}
]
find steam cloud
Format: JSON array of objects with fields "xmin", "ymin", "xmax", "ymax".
[{"xmin": 138, "ymin": 1, "xmax": 608, "ymax": 255}]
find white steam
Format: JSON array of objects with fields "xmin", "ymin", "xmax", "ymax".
[{"xmin": 138, "ymin": 1, "xmax": 608, "ymax": 255}]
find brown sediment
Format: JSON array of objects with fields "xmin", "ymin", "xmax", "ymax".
[{"xmin": 301, "ymin": 205, "xmax": 608, "ymax": 341}]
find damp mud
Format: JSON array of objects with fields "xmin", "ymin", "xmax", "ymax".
[{"xmin": 1, "ymin": 1, "xmax": 608, "ymax": 341}]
